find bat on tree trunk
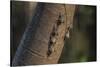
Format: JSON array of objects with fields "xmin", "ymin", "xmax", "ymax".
[{"xmin": 12, "ymin": 2, "xmax": 75, "ymax": 66}]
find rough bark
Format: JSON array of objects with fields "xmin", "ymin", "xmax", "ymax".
[{"xmin": 12, "ymin": 2, "xmax": 75, "ymax": 66}]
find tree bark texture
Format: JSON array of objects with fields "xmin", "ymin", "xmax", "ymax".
[
  {"xmin": 11, "ymin": 1, "xmax": 38, "ymax": 63},
  {"xmin": 12, "ymin": 2, "xmax": 75, "ymax": 66}
]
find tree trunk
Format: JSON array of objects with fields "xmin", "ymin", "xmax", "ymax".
[
  {"xmin": 10, "ymin": 1, "xmax": 37, "ymax": 63},
  {"xmin": 12, "ymin": 2, "xmax": 75, "ymax": 66}
]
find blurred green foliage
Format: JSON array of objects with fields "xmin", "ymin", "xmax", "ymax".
[{"xmin": 59, "ymin": 5, "xmax": 96, "ymax": 63}]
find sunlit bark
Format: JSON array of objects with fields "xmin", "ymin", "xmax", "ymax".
[{"xmin": 12, "ymin": 2, "xmax": 75, "ymax": 66}]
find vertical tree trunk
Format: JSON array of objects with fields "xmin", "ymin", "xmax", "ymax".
[
  {"xmin": 12, "ymin": 2, "xmax": 75, "ymax": 66},
  {"xmin": 10, "ymin": 1, "xmax": 37, "ymax": 62}
]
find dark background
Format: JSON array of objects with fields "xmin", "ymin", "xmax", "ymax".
[{"xmin": 59, "ymin": 5, "xmax": 96, "ymax": 63}]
